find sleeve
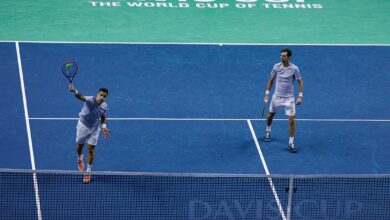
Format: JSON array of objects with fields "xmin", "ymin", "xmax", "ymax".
[
  {"xmin": 270, "ymin": 64, "xmax": 278, "ymax": 77},
  {"xmin": 101, "ymin": 103, "xmax": 108, "ymax": 116},
  {"xmin": 85, "ymin": 96, "xmax": 94, "ymax": 105},
  {"xmin": 294, "ymin": 67, "xmax": 302, "ymax": 80},
  {"xmin": 103, "ymin": 105, "xmax": 108, "ymax": 116}
]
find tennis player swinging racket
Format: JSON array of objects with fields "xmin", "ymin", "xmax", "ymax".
[{"xmin": 63, "ymin": 61, "xmax": 111, "ymax": 183}]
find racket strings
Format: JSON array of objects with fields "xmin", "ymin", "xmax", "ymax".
[{"xmin": 62, "ymin": 61, "xmax": 78, "ymax": 77}]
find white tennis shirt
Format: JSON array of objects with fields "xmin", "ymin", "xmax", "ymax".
[
  {"xmin": 79, "ymin": 96, "xmax": 108, "ymax": 128},
  {"xmin": 270, "ymin": 62, "xmax": 302, "ymax": 98}
]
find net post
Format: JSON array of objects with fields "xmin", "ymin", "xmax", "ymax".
[{"xmin": 286, "ymin": 176, "xmax": 294, "ymax": 220}]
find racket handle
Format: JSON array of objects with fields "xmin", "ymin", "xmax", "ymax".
[
  {"xmin": 68, "ymin": 84, "xmax": 78, "ymax": 95},
  {"xmin": 69, "ymin": 81, "xmax": 75, "ymax": 89}
]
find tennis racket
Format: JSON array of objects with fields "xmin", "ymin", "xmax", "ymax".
[
  {"xmin": 261, "ymin": 101, "xmax": 267, "ymax": 118},
  {"xmin": 62, "ymin": 60, "xmax": 78, "ymax": 87},
  {"xmin": 261, "ymin": 96, "xmax": 269, "ymax": 118}
]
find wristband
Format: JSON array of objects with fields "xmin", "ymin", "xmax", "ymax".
[
  {"xmin": 101, "ymin": 124, "xmax": 107, "ymax": 129},
  {"xmin": 298, "ymin": 92, "xmax": 303, "ymax": 97},
  {"xmin": 74, "ymin": 89, "xmax": 79, "ymax": 95},
  {"xmin": 265, "ymin": 90, "xmax": 270, "ymax": 95}
]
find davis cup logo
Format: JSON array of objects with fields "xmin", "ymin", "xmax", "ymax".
[{"xmin": 89, "ymin": 0, "xmax": 324, "ymax": 9}]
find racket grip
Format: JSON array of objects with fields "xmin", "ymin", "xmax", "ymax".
[
  {"xmin": 68, "ymin": 84, "xmax": 78, "ymax": 95},
  {"xmin": 70, "ymin": 82, "xmax": 76, "ymax": 90}
]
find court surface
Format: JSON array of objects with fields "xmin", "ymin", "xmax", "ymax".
[
  {"xmin": 1, "ymin": 1, "xmax": 390, "ymax": 219},
  {"xmin": 1, "ymin": 42, "xmax": 389, "ymax": 175},
  {"xmin": 1, "ymin": 42, "xmax": 390, "ymax": 220}
]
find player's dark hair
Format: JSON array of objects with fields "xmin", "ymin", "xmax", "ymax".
[
  {"xmin": 99, "ymin": 88, "xmax": 109, "ymax": 94},
  {"xmin": 280, "ymin": 48, "xmax": 292, "ymax": 57}
]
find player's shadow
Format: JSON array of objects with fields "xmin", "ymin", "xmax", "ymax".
[
  {"xmin": 258, "ymin": 136, "xmax": 283, "ymax": 144},
  {"xmin": 258, "ymin": 136, "xmax": 296, "ymax": 153}
]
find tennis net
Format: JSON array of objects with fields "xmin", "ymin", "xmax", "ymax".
[{"xmin": 0, "ymin": 169, "xmax": 389, "ymax": 219}]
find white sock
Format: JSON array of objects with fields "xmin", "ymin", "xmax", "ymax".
[
  {"xmin": 289, "ymin": 137, "xmax": 294, "ymax": 144},
  {"xmin": 77, "ymin": 154, "xmax": 83, "ymax": 161},
  {"xmin": 86, "ymin": 165, "xmax": 92, "ymax": 172},
  {"xmin": 266, "ymin": 126, "xmax": 271, "ymax": 132}
]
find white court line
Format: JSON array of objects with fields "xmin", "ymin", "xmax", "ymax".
[
  {"xmin": 1, "ymin": 40, "xmax": 390, "ymax": 46},
  {"xmin": 247, "ymin": 120, "xmax": 287, "ymax": 220},
  {"xmin": 29, "ymin": 117, "xmax": 390, "ymax": 122},
  {"xmin": 16, "ymin": 42, "xmax": 42, "ymax": 220}
]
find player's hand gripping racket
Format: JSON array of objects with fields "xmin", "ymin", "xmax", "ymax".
[
  {"xmin": 102, "ymin": 128, "xmax": 111, "ymax": 139},
  {"xmin": 62, "ymin": 61, "xmax": 78, "ymax": 88},
  {"xmin": 261, "ymin": 96, "xmax": 269, "ymax": 118}
]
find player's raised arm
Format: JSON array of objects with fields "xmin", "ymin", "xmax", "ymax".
[{"xmin": 69, "ymin": 85, "xmax": 87, "ymax": 102}]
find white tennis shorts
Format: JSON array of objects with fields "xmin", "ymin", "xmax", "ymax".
[
  {"xmin": 76, "ymin": 121, "xmax": 100, "ymax": 146},
  {"xmin": 269, "ymin": 95, "xmax": 296, "ymax": 116}
]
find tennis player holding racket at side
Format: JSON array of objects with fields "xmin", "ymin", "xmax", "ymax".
[
  {"xmin": 263, "ymin": 48, "xmax": 303, "ymax": 153},
  {"xmin": 69, "ymin": 86, "xmax": 110, "ymax": 183}
]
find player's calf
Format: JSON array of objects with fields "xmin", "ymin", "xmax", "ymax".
[{"xmin": 77, "ymin": 154, "xmax": 85, "ymax": 171}]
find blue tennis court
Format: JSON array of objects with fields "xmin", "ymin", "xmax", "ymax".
[
  {"xmin": 3, "ymin": 42, "xmax": 390, "ymax": 173},
  {"xmin": 1, "ymin": 42, "xmax": 390, "ymax": 219},
  {"xmin": 2, "ymin": 0, "xmax": 390, "ymax": 218}
]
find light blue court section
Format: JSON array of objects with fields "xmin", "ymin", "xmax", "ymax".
[
  {"xmin": 31, "ymin": 120, "xmax": 264, "ymax": 174},
  {"xmin": 20, "ymin": 43, "xmax": 264, "ymax": 119},
  {"xmin": 0, "ymin": 43, "xmax": 31, "ymax": 169},
  {"xmin": 12, "ymin": 42, "xmax": 390, "ymax": 175},
  {"xmin": 252, "ymin": 121, "xmax": 390, "ymax": 174},
  {"xmin": 19, "ymin": 43, "xmax": 390, "ymax": 119},
  {"xmin": 296, "ymin": 46, "xmax": 390, "ymax": 119}
]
